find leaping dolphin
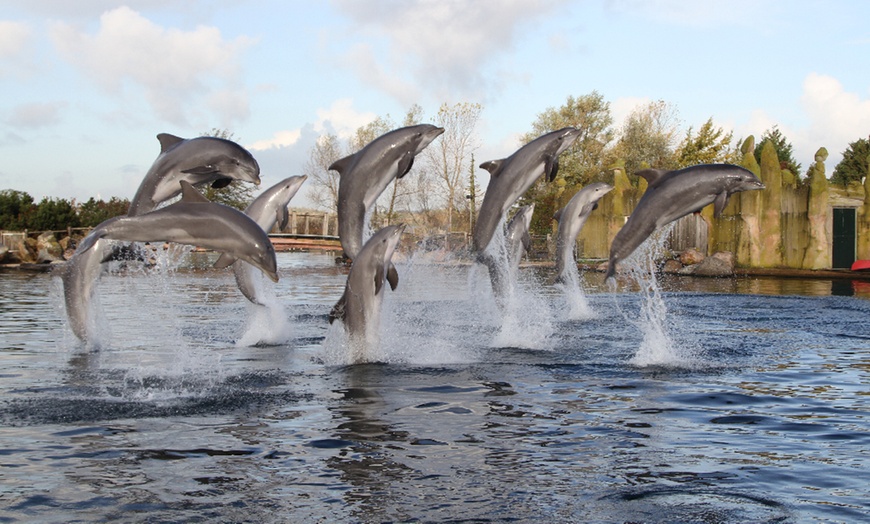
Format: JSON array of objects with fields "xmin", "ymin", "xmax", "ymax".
[
  {"xmin": 505, "ymin": 204, "xmax": 535, "ymax": 271},
  {"xmin": 60, "ymin": 237, "xmax": 112, "ymax": 342},
  {"xmin": 553, "ymin": 183, "xmax": 613, "ymax": 283},
  {"xmin": 473, "ymin": 127, "xmax": 582, "ymax": 256},
  {"xmin": 330, "ymin": 125, "xmax": 444, "ymax": 260},
  {"xmin": 77, "ymin": 181, "xmax": 279, "ymax": 282},
  {"xmin": 605, "ymin": 164, "xmax": 765, "ymax": 280},
  {"xmin": 234, "ymin": 175, "xmax": 307, "ymax": 305},
  {"xmin": 328, "ymin": 224, "xmax": 405, "ymax": 361},
  {"xmin": 128, "ymin": 133, "xmax": 261, "ymax": 216}
]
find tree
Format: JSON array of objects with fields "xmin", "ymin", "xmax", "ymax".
[
  {"xmin": 675, "ymin": 117, "xmax": 738, "ymax": 167},
  {"xmin": 831, "ymin": 135, "xmax": 870, "ymax": 186},
  {"xmin": 304, "ymin": 133, "xmax": 345, "ymax": 212},
  {"xmin": 753, "ymin": 126, "xmax": 801, "ymax": 177},
  {"xmin": 29, "ymin": 197, "xmax": 79, "ymax": 231},
  {"xmin": 521, "ymin": 92, "xmax": 614, "ymax": 186},
  {"xmin": 614, "ymin": 99, "xmax": 680, "ymax": 175},
  {"xmin": 200, "ymin": 127, "xmax": 257, "ymax": 210},
  {"xmin": 422, "ymin": 102, "xmax": 482, "ymax": 232},
  {"xmin": 0, "ymin": 189, "xmax": 34, "ymax": 230},
  {"xmin": 77, "ymin": 196, "xmax": 130, "ymax": 228},
  {"xmin": 519, "ymin": 92, "xmax": 615, "ymax": 234}
]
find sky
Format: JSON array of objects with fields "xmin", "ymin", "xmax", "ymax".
[{"xmin": 1, "ymin": 0, "xmax": 869, "ymax": 209}]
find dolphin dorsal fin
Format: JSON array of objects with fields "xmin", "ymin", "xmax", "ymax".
[
  {"xmin": 179, "ymin": 181, "xmax": 211, "ymax": 204},
  {"xmin": 328, "ymin": 154, "xmax": 355, "ymax": 175},
  {"xmin": 480, "ymin": 159, "xmax": 505, "ymax": 177},
  {"xmin": 636, "ymin": 168, "xmax": 669, "ymax": 188},
  {"xmin": 553, "ymin": 209, "xmax": 563, "ymax": 223},
  {"xmin": 157, "ymin": 133, "xmax": 184, "ymax": 153}
]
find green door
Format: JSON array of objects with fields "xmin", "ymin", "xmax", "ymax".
[{"xmin": 832, "ymin": 208, "xmax": 856, "ymax": 269}]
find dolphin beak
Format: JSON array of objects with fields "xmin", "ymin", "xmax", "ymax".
[{"xmin": 266, "ymin": 270, "xmax": 279, "ymax": 283}]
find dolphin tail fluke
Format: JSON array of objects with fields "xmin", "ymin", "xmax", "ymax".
[{"xmin": 329, "ymin": 292, "xmax": 347, "ymax": 324}]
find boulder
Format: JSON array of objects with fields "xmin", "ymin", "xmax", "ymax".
[
  {"xmin": 662, "ymin": 259, "xmax": 683, "ymax": 274},
  {"xmin": 690, "ymin": 251, "xmax": 735, "ymax": 277},
  {"xmin": 36, "ymin": 232, "xmax": 64, "ymax": 262},
  {"xmin": 17, "ymin": 238, "xmax": 38, "ymax": 263},
  {"xmin": 679, "ymin": 247, "xmax": 706, "ymax": 266},
  {"xmin": 0, "ymin": 245, "xmax": 9, "ymax": 263}
]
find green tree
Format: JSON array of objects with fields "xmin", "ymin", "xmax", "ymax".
[
  {"xmin": 77, "ymin": 196, "xmax": 130, "ymax": 227},
  {"xmin": 614, "ymin": 99, "xmax": 680, "ymax": 175},
  {"xmin": 753, "ymin": 126, "xmax": 801, "ymax": 177},
  {"xmin": 519, "ymin": 92, "xmax": 615, "ymax": 234},
  {"xmin": 200, "ymin": 127, "xmax": 257, "ymax": 210},
  {"xmin": 521, "ymin": 92, "xmax": 615, "ymax": 186},
  {"xmin": 675, "ymin": 117, "xmax": 738, "ymax": 167},
  {"xmin": 831, "ymin": 135, "xmax": 870, "ymax": 186},
  {"xmin": 29, "ymin": 197, "xmax": 79, "ymax": 230},
  {"xmin": 0, "ymin": 189, "xmax": 34, "ymax": 230}
]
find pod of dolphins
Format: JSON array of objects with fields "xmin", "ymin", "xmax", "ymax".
[{"xmin": 61, "ymin": 126, "xmax": 765, "ymax": 356}]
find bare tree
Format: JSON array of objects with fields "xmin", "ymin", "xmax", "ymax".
[
  {"xmin": 303, "ymin": 133, "xmax": 344, "ymax": 212},
  {"xmin": 422, "ymin": 102, "xmax": 482, "ymax": 233}
]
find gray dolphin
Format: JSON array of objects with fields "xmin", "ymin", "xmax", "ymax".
[
  {"xmin": 473, "ymin": 127, "xmax": 582, "ymax": 256},
  {"xmin": 605, "ymin": 164, "xmax": 765, "ymax": 280},
  {"xmin": 60, "ymin": 237, "xmax": 112, "ymax": 342},
  {"xmin": 330, "ymin": 124, "xmax": 443, "ymax": 260},
  {"xmin": 553, "ymin": 182, "xmax": 613, "ymax": 283},
  {"xmin": 128, "ymin": 133, "xmax": 261, "ymax": 216},
  {"xmin": 77, "ymin": 181, "xmax": 279, "ymax": 282},
  {"xmin": 328, "ymin": 224, "xmax": 405, "ymax": 356},
  {"xmin": 505, "ymin": 204, "xmax": 535, "ymax": 272},
  {"xmin": 234, "ymin": 175, "xmax": 307, "ymax": 305}
]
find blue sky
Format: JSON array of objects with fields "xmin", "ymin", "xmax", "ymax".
[{"xmin": 2, "ymin": 0, "xmax": 869, "ymax": 208}]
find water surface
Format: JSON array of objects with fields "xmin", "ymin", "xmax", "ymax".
[{"xmin": 1, "ymin": 251, "xmax": 868, "ymax": 522}]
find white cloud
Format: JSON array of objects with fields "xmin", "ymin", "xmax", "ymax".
[
  {"xmin": 0, "ymin": 20, "xmax": 31, "ymax": 57},
  {"xmin": 798, "ymin": 73, "xmax": 870, "ymax": 159},
  {"xmin": 314, "ymin": 98, "xmax": 377, "ymax": 139},
  {"xmin": 48, "ymin": 6, "xmax": 254, "ymax": 127},
  {"xmin": 247, "ymin": 129, "xmax": 303, "ymax": 151},
  {"xmin": 611, "ymin": 96, "xmax": 650, "ymax": 127},
  {"xmin": 6, "ymin": 101, "xmax": 66, "ymax": 128},
  {"xmin": 331, "ymin": 0, "xmax": 567, "ymax": 102}
]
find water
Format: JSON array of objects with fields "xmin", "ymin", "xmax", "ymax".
[{"xmin": 1, "ymin": 251, "xmax": 869, "ymax": 522}]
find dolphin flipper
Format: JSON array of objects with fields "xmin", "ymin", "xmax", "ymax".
[
  {"xmin": 277, "ymin": 206, "xmax": 289, "ymax": 232},
  {"xmin": 387, "ymin": 263, "xmax": 399, "ymax": 291},
  {"xmin": 213, "ymin": 252, "xmax": 237, "ymax": 269},
  {"xmin": 210, "ymin": 177, "xmax": 233, "ymax": 189},
  {"xmin": 713, "ymin": 191, "xmax": 729, "ymax": 217},
  {"xmin": 521, "ymin": 231, "xmax": 531, "ymax": 253},
  {"xmin": 397, "ymin": 153, "xmax": 415, "ymax": 179},
  {"xmin": 544, "ymin": 155, "xmax": 560, "ymax": 182}
]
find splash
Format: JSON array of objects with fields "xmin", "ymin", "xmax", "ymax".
[
  {"xmin": 555, "ymin": 262, "xmax": 597, "ymax": 321},
  {"xmin": 235, "ymin": 270, "xmax": 294, "ymax": 347},
  {"xmin": 612, "ymin": 227, "xmax": 701, "ymax": 368}
]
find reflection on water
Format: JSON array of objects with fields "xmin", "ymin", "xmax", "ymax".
[{"xmin": 0, "ymin": 251, "xmax": 869, "ymax": 522}]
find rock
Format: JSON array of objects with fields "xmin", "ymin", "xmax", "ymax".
[
  {"xmin": 711, "ymin": 251, "xmax": 735, "ymax": 269},
  {"xmin": 36, "ymin": 232, "xmax": 64, "ymax": 262},
  {"xmin": 0, "ymin": 245, "xmax": 9, "ymax": 263},
  {"xmin": 662, "ymin": 259, "xmax": 683, "ymax": 274},
  {"xmin": 691, "ymin": 253, "xmax": 734, "ymax": 277},
  {"xmin": 679, "ymin": 247, "xmax": 706, "ymax": 266},
  {"xmin": 17, "ymin": 238, "xmax": 38, "ymax": 263}
]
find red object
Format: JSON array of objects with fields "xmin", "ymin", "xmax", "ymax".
[{"xmin": 851, "ymin": 260, "xmax": 870, "ymax": 271}]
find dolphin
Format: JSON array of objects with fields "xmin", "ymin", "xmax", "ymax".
[
  {"xmin": 128, "ymin": 133, "xmax": 261, "ymax": 216},
  {"xmin": 60, "ymin": 237, "xmax": 112, "ymax": 342},
  {"xmin": 233, "ymin": 175, "xmax": 307, "ymax": 305},
  {"xmin": 483, "ymin": 203, "xmax": 535, "ymax": 302},
  {"xmin": 330, "ymin": 124, "xmax": 444, "ymax": 260},
  {"xmin": 553, "ymin": 182, "xmax": 613, "ymax": 283},
  {"xmin": 473, "ymin": 127, "xmax": 582, "ymax": 256},
  {"xmin": 605, "ymin": 164, "xmax": 765, "ymax": 280},
  {"xmin": 77, "ymin": 181, "xmax": 279, "ymax": 282},
  {"xmin": 328, "ymin": 224, "xmax": 405, "ymax": 358}
]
